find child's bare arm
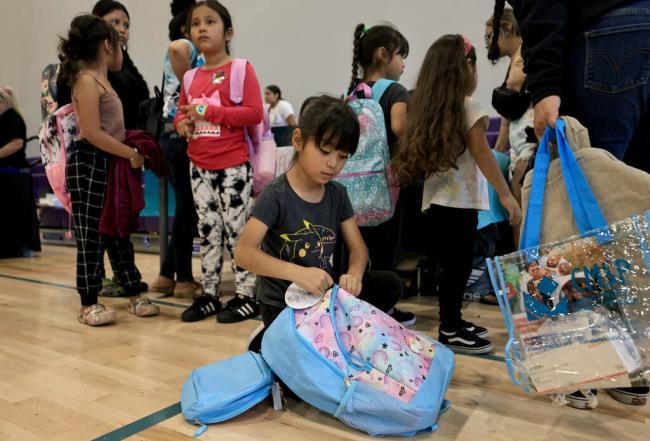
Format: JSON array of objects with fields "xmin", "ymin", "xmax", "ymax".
[
  {"xmin": 74, "ymin": 74, "xmax": 143, "ymax": 167},
  {"xmin": 467, "ymin": 122, "xmax": 522, "ymax": 225},
  {"xmin": 169, "ymin": 40, "xmax": 193, "ymax": 81},
  {"xmin": 390, "ymin": 102, "xmax": 408, "ymax": 138},
  {"xmin": 339, "ymin": 217, "xmax": 368, "ymax": 296}
]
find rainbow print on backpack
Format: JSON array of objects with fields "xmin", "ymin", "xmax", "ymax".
[{"xmin": 261, "ymin": 284, "xmax": 454, "ymax": 436}]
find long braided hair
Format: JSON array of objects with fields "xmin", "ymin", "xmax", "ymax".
[{"xmin": 348, "ymin": 23, "xmax": 409, "ymax": 95}]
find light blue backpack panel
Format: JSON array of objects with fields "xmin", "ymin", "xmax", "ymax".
[
  {"xmin": 337, "ymin": 80, "xmax": 396, "ymax": 227},
  {"xmin": 261, "ymin": 285, "xmax": 454, "ymax": 437},
  {"xmin": 181, "ymin": 351, "xmax": 273, "ymax": 435}
]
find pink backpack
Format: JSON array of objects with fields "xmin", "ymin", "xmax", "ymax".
[
  {"xmin": 39, "ymin": 103, "xmax": 78, "ymax": 235},
  {"xmin": 183, "ymin": 59, "xmax": 276, "ymax": 195}
]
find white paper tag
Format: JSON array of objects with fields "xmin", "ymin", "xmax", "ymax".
[
  {"xmin": 521, "ymin": 340, "xmax": 632, "ymax": 394},
  {"xmin": 284, "ymin": 283, "xmax": 324, "ymax": 309}
]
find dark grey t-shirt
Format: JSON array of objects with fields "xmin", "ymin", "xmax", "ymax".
[{"xmin": 251, "ymin": 174, "xmax": 355, "ymax": 308}]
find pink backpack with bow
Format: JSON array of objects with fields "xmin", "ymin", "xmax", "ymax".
[{"xmin": 183, "ymin": 59, "xmax": 276, "ymax": 195}]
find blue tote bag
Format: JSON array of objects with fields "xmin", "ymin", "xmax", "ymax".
[{"xmin": 487, "ymin": 119, "xmax": 650, "ymax": 395}]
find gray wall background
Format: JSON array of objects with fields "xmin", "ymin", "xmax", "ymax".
[{"xmin": 0, "ymin": 0, "xmax": 507, "ymax": 157}]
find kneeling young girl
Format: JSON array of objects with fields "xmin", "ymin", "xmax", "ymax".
[{"xmin": 235, "ymin": 95, "xmax": 405, "ymax": 329}]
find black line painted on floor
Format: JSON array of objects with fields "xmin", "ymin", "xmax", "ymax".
[{"xmin": 92, "ymin": 402, "xmax": 181, "ymax": 441}]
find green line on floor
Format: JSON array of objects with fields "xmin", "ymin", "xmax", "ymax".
[
  {"xmin": 93, "ymin": 352, "xmax": 506, "ymax": 438},
  {"xmin": 147, "ymin": 298, "xmax": 188, "ymax": 309},
  {"xmin": 92, "ymin": 402, "xmax": 182, "ymax": 441},
  {"xmin": 1, "ymin": 269, "xmax": 503, "ymax": 360},
  {"xmin": 1, "ymin": 271, "xmax": 510, "ymax": 438},
  {"xmin": 0, "ymin": 272, "xmax": 186, "ymax": 309},
  {"xmin": 0, "ymin": 273, "xmax": 263, "ymax": 317},
  {"xmin": 0, "ymin": 272, "xmax": 76, "ymax": 290},
  {"xmin": 464, "ymin": 352, "xmax": 506, "ymax": 363}
]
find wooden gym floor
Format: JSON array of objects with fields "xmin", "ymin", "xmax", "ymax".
[{"xmin": 0, "ymin": 245, "xmax": 648, "ymax": 440}]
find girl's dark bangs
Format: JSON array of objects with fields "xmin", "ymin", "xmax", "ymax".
[
  {"xmin": 397, "ymin": 33, "xmax": 410, "ymax": 58},
  {"xmin": 315, "ymin": 112, "xmax": 359, "ymax": 155}
]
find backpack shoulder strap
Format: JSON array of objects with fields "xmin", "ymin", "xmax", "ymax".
[
  {"xmin": 371, "ymin": 79, "xmax": 396, "ymax": 102},
  {"xmin": 182, "ymin": 67, "xmax": 200, "ymax": 101},
  {"xmin": 55, "ymin": 103, "xmax": 75, "ymax": 119},
  {"xmin": 348, "ymin": 82, "xmax": 372, "ymax": 101},
  {"xmin": 187, "ymin": 39, "xmax": 198, "ymax": 65},
  {"xmin": 230, "ymin": 58, "xmax": 248, "ymax": 105}
]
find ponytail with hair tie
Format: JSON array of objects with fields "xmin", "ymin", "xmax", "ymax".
[
  {"xmin": 488, "ymin": 0, "xmax": 507, "ymax": 63},
  {"xmin": 348, "ymin": 23, "xmax": 409, "ymax": 96}
]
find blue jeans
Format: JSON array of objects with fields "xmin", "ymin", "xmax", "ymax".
[
  {"xmin": 159, "ymin": 131, "xmax": 198, "ymax": 282},
  {"xmin": 564, "ymin": 0, "xmax": 650, "ymax": 172}
]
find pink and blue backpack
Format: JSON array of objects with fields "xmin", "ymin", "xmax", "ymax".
[
  {"xmin": 261, "ymin": 284, "xmax": 454, "ymax": 436},
  {"xmin": 182, "ymin": 285, "xmax": 454, "ymax": 437},
  {"xmin": 339, "ymin": 80, "xmax": 399, "ymax": 226},
  {"xmin": 182, "ymin": 59, "xmax": 276, "ymax": 195}
]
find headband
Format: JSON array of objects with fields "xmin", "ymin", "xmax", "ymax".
[{"xmin": 463, "ymin": 35, "xmax": 473, "ymax": 56}]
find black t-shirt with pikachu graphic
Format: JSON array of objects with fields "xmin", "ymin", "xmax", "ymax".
[{"xmin": 251, "ymin": 174, "xmax": 355, "ymax": 308}]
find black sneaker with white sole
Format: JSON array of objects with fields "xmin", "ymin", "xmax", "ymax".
[
  {"xmin": 566, "ymin": 390, "xmax": 598, "ymax": 410},
  {"xmin": 607, "ymin": 387, "xmax": 649, "ymax": 406},
  {"xmin": 217, "ymin": 296, "xmax": 260, "ymax": 323},
  {"xmin": 181, "ymin": 296, "xmax": 221, "ymax": 322},
  {"xmin": 438, "ymin": 327, "xmax": 494, "ymax": 354},
  {"xmin": 460, "ymin": 320, "xmax": 488, "ymax": 338},
  {"xmin": 387, "ymin": 307, "xmax": 417, "ymax": 326}
]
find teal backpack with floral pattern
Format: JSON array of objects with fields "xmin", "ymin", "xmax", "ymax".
[{"xmin": 341, "ymin": 80, "xmax": 399, "ymax": 226}]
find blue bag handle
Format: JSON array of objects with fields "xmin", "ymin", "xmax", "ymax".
[
  {"xmin": 486, "ymin": 257, "xmax": 529, "ymax": 390},
  {"xmin": 329, "ymin": 285, "xmax": 374, "ymax": 372},
  {"xmin": 554, "ymin": 119, "xmax": 609, "ymax": 233},
  {"xmin": 521, "ymin": 119, "xmax": 610, "ymax": 252},
  {"xmin": 520, "ymin": 127, "xmax": 553, "ymax": 251}
]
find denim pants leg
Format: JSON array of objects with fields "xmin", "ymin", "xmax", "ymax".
[
  {"xmin": 564, "ymin": 0, "xmax": 650, "ymax": 172},
  {"xmin": 159, "ymin": 131, "xmax": 198, "ymax": 281}
]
